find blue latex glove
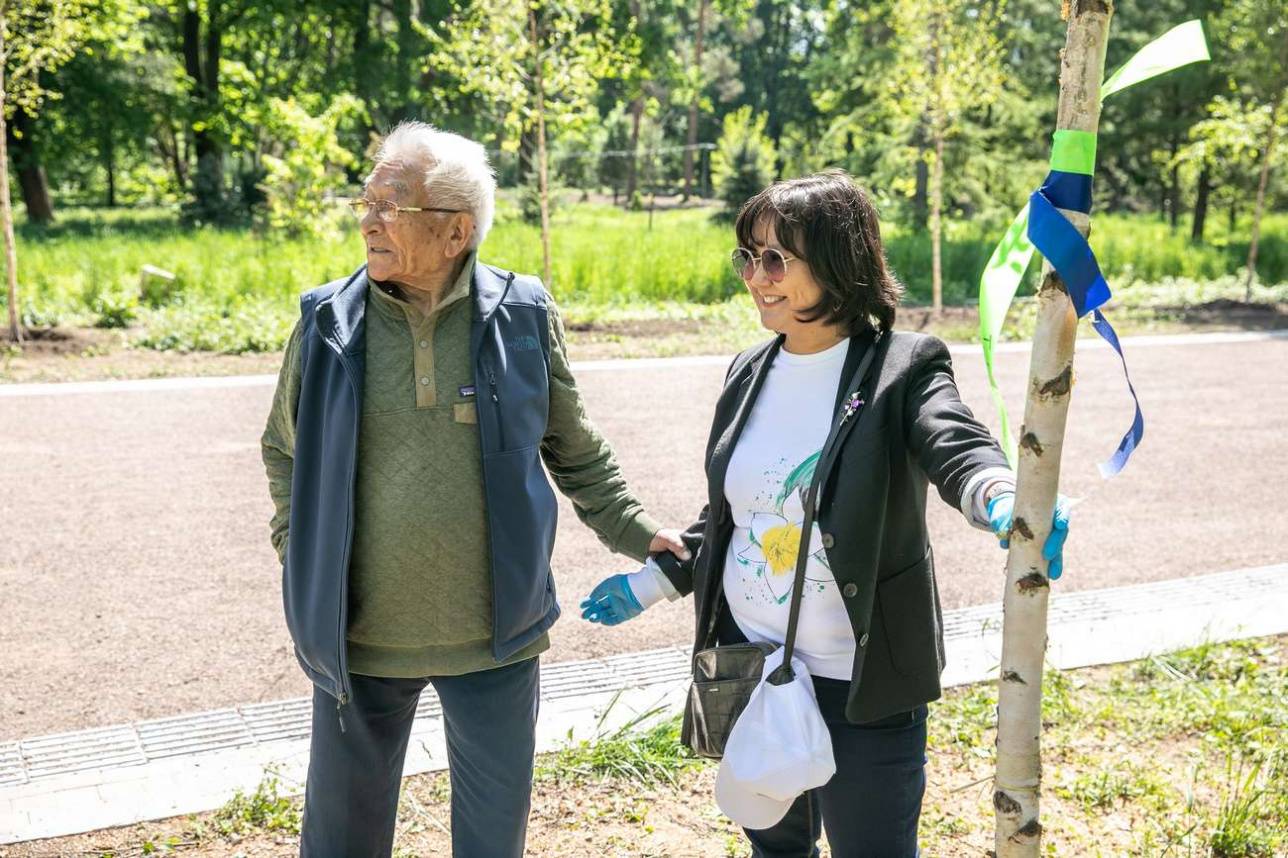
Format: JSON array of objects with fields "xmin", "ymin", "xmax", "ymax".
[
  {"xmin": 987, "ymin": 492, "xmax": 1071, "ymax": 580},
  {"xmin": 580, "ymin": 574, "xmax": 644, "ymax": 625}
]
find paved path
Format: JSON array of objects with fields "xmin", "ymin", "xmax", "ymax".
[{"xmin": 1, "ymin": 332, "xmax": 1285, "ymax": 740}]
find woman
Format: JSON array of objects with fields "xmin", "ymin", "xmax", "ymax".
[{"xmin": 581, "ymin": 171, "xmax": 1069, "ymax": 857}]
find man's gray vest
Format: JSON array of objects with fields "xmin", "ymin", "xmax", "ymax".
[{"xmin": 282, "ymin": 263, "xmax": 558, "ymax": 711}]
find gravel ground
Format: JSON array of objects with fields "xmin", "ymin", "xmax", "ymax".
[{"xmin": 1, "ymin": 333, "xmax": 1285, "ymax": 740}]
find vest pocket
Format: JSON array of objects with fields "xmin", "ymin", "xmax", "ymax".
[
  {"xmin": 454, "ymin": 402, "xmax": 478, "ymax": 424},
  {"xmin": 482, "ymin": 443, "xmax": 559, "ymax": 656}
]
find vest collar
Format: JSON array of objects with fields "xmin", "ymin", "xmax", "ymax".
[
  {"xmin": 317, "ymin": 265, "xmax": 369, "ymax": 355},
  {"xmin": 472, "ymin": 263, "xmax": 516, "ymax": 323}
]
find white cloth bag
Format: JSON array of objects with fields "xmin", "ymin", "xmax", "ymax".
[{"xmin": 714, "ymin": 646, "xmax": 837, "ymax": 829}]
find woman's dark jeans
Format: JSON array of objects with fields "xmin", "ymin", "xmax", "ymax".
[{"xmin": 716, "ymin": 607, "xmax": 927, "ymax": 858}]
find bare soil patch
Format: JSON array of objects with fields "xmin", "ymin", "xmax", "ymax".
[{"xmin": 6, "ymin": 300, "xmax": 1284, "ymax": 385}]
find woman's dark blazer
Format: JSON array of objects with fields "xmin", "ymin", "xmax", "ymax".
[{"xmin": 652, "ymin": 328, "xmax": 1009, "ymax": 724}]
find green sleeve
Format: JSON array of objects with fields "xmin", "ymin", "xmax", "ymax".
[
  {"xmin": 261, "ymin": 318, "xmax": 305, "ymax": 565},
  {"xmin": 539, "ymin": 297, "xmax": 661, "ymax": 561}
]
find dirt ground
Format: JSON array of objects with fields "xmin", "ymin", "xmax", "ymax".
[
  {"xmin": 4, "ymin": 299, "xmax": 1288, "ymax": 384},
  {"xmin": 0, "ymin": 314, "xmax": 1286, "ymax": 742}
]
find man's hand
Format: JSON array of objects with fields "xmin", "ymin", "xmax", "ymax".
[
  {"xmin": 648, "ymin": 528, "xmax": 692, "ymax": 562},
  {"xmin": 987, "ymin": 492, "xmax": 1071, "ymax": 580},
  {"xmin": 580, "ymin": 575, "xmax": 644, "ymax": 625}
]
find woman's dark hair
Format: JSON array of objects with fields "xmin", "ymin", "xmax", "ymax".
[{"xmin": 734, "ymin": 170, "xmax": 902, "ymax": 334}]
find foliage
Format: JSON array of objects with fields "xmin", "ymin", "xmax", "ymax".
[
  {"xmin": 8, "ymin": 205, "xmax": 1288, "ymax": 354},
  {"xmin": 2, "ymin": 0, "xmax": 140, "ymax": 117},
  {"xmin": 710, "ymin": 106, "xmax": 777, "ymax": 220},
  {"xmin": 3, "ymin": 0, "xmax": 1283, "ymax": 255},
  {"xmin": 212, "ymin": 772, "xmax": 301, "ymax": 836},
  {"xmin": 258, "ymin": 95, "xmax": 364, "ymax": 237},
  {"xmin": 425, "ymin": 0, "xmax": 632, "ymax": 150},
  {"xmin": 884, "ymin": 0, "xmax": 1010, "ymax": 199}
]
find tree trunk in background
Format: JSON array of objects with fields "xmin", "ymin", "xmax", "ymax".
[
  {"xmin": 626, "ymin": 96, "xmax": 643, "ymax": 201},
  {"xmin": 517, "ymin": 124, "xmax": 536, "ymax": 186},
  {"xmin": 352, "ymin": 0, "xmax": 377, "ymax": 128},
  {"xmin": 927, "ymin": 14, "xmax": 943, "ymax": 316},
  {"xmin": 1244, "ymin": 87, "xmax": 1282, "ymax": 301},
  {"xmin": 184, "ymin": 2, "xmax": 225, "ymax": 220},
  {"xmin": 1, "ymin": 14, "xmax": 24, "ymax": 343},
  {"xmin": 159, "ymin": 121, "xmax": 189, "ymax": 191},
  {"xmin": 528, "ymin": 6, "xmax": 552, "ymax": 290},
  {"xmin": 912, "ymin": 147, "xmax": 929, "ymax": 230},
  {"xmin": 7, "ymin": 107, "xmax": 54, "ymax": 225},
  {"xmin": 392, "ymin": 0, "xmax": 414, "ymax": 124},
  {"xmin": 104, "ymin": 131, "xmax": 116, "ymax": 208},
  {"xmin": 929, "ymin": 129, "xmax": 944, "ymax": 315},
  {"xmin": 1191, "ymin": 161, "xmax": 1210, "ymax": 244},
  {"xmin": 1168, "ymin": 132, "xmax": 1179, "ymax": 229},
  {"xmin": 683, "ymin": 0, "xmax": 708, "ymax": 200},
  {"xmin": 993, "ymin": 3, "xmax": 1112, "ymax": 855},
  {"xmin": 625, "ymin": 0, "xmax": 642, "ymax": 202}
]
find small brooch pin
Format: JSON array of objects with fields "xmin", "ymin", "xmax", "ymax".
[{"xmin": 841, "ymin": 391, "xmax": 865, "ymax": 422}]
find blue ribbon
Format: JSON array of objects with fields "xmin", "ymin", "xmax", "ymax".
[
  {"xmin": 1026, "ymin": 184, "xmax": 1144, "ymax": 478},
  {"xmin": 1042, "ymin": 170, "xmax": 1094, "ymax": 215}
]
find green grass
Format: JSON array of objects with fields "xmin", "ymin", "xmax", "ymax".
[
  {"xmin": 5, "ymin": 202, "xmax": 1286, "ymax": 353},
  {"xmin": 535, "ymin": 694, "xmax": 701, "ymax": 787},
  {"xmin": 17, "ymin": 636, "xmax": 1287, "ymax": 856}
]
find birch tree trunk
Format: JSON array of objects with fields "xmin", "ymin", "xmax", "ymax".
[
  {"xmin": 993, "ymin": 3, "xmax": 1112, "ymax": 855},
  {"xmin": 528, "ymin": 6, "xmax": 553, "ymax": 290},
  {"xmin": 1, "ymin": 9, "xmax": 24, "ymax": 344}
]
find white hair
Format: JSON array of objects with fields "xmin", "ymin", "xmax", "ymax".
[{"xmin": 369, "ymin": 121, "xmax": 497, "ymax": 250}]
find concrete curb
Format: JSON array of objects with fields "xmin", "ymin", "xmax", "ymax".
[{"xmin": 2, "ymin": 563, "xmax": 1285, "ymax": 844}]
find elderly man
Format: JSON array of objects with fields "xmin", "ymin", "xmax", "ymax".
[{"xmin": 261, "ymin": 121, "xmax": 685, "ymax": 857}]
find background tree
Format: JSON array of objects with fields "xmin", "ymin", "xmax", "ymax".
[
  {"xmin": 427, "ymin": 0, "xmax": 632, "ymax": 288},
  {"xmin": 886, "ymin": 0, "xmax": 1009, "ymax": 314},
  {"xmin": 711, "ymin": 105, "xmax": 777, "ymax": 220},
  {"xmin": 2, "ymin": 0, "xmax": 136, "ymax": 341},
  {"xmin": 1215, "ymin": 0, "xmax": 1288, "ymax": 296},
  {"xmin": 1174, "ymin": 95, "xmax": 1273, "ymax": 243}
]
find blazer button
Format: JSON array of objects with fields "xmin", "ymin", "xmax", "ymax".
[
  {"xmin": 842, "ymin": 582, "xmax": 858, "ymax": 598},
  {"xmin": 859, "ymin": 632, "xmax": 870, "ymax": 647},
  {"xmin": 821, "ymin": 532, "xmax": 835, "ymax": 549}
]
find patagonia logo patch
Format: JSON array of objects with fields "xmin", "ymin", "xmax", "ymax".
[
  {"xmin": 507, "ymin": 335, "xmax": 541, "ymax": 352},
  {"xmin": 458, "ymin": 385, "xmax": 476, "ymax": 398}
]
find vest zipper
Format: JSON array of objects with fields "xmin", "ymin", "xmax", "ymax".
[
  {"xmin": 488, "ymin": 367, "xmax": 503, "ymax": 448},
  {"xmin": 334, "ymin": 346, "xmax": 361, "ymax": 735}
]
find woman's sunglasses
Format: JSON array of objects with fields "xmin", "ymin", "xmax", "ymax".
[{"xmin": 731, "ymin": 247, "xmax": 798, "ymax": 283}]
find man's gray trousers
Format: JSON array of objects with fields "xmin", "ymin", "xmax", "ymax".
[{"xmin": 299, "ymin": 657, "xmax": 540, "ymax": 857}]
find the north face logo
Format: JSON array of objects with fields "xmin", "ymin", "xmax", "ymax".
[{"xmin": 507, "ymin": 335, "xmax": 541, "ymax": 352}]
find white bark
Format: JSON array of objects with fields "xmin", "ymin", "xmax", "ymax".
[{"xmin": 993, "ymin": 2, "xmax": 1112, "ymax": 855}]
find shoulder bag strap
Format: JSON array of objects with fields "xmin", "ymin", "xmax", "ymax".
[{"xmin": 769, "ymin": 330, "xmax": 885, "ymax": 685}]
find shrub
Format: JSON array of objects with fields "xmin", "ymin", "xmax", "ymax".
[
  {"xmin": 259, "ymin": 95, "xmax": 364, "ymax": 237},
  {"xmin": 711, "ymin": 106, "xmax": 778, "ymax": 222}
]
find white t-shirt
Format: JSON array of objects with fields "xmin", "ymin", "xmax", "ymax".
[{"xmin": 721, "ymin": 338, "xmax": 856, "ymax": 680}]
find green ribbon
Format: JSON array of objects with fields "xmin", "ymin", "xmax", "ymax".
[
  {"xmin": 1049, "ymin": 130, "xmax": 1097, "ymax": 176},
  {"xmin": 1101, "ymin": 20, "xmax": 1211, "ymax": 100},
  {"xmin": 976, "ymin": 19, "xmax": 1209, "ymax": 466}
]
